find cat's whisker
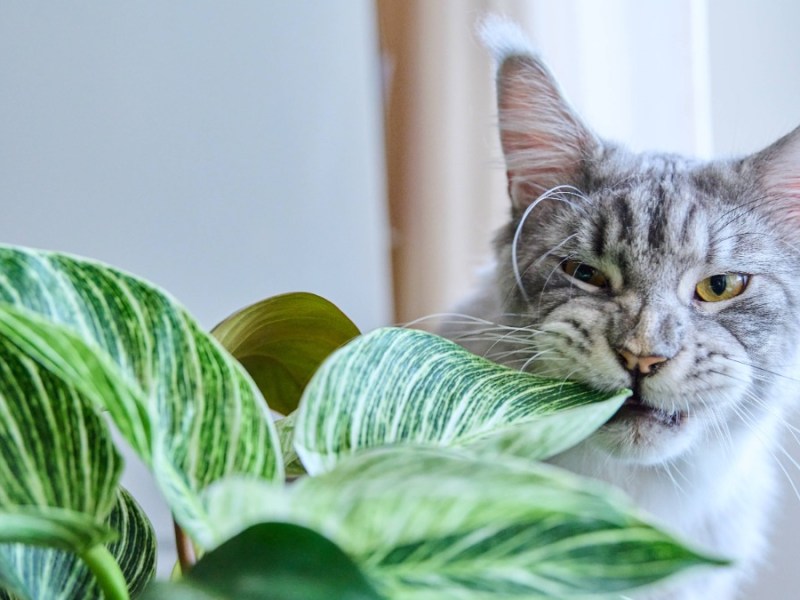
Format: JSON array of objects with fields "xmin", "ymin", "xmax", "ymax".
[
  {"xmin": 711, "ymin": 379, "xmax": 800, "ymax": 444},
  {"xmin": 710, "ymin": 196, "xmax": 800, "ymax": 261},
  {"xmin": 519, "ymin": 350, "xmax": 561, "ymax": 372},
  {"xmin": 733, "ymin": 402, "xmax": 800, "ymax": 503},
  {"xmin": 482, "ymin": 327, "xmax": 542, "ymax": 338},
  {"xmin": 496, "ymin": 311, "xmax": 553, "ymax": 321},
  {"xmin": 512, "ymin": 184, "xmax": 589, "ymax": 303},
  {"xmin": 702, "ymin": 368, "xmax": 800, "ymax": 453},
  {"xmin": 484, "ymin": 350, "xmax": 538, "ymax": 364},
  {"xmin": 710, "ymin": 194, "xmax": 771, "ymax": 234},
  {"xmin": 716, "ymin": 402, "xmax": 736, "ymax": 454},
  {"xmin": 718, "ymin": 356, "xmax": 800, "ymax": 384},
  {"xmin": 505, "ymin": 352, "xmax": 566, "ymax": 366},
  {"xmin": 536, "ymin": 256, "xmax": 573, "ymax": 317},
  {"xmin": 659, "ymin": 461, "xmax": 685, "ymax": 495},
  {"xmin": 441, "ymin": 324, "xmax": 544, "ymax": 343},
  {"xmin": 450, "ymin": 331, "xmax": 533, "ymax": 346},
  {"xmin": 499, "ymin": 356, "xmax": 566, "ymax": 374},
  {"xmin": 484, "ymin": 344, "xmax": 539, "ymax": 357},
  {"xmin": 514, "ymin": 232, "xmax": 578, "ymax": 304},
  {"xmin": 551, "ymin": 367, "xmax": 582, "ymax": 392},
  {"xmin": 470, "ymin": 327, "xmax": 546, "ymax": 358},
  {"xmin": 404, "ymin": 312, "xmax": 509, "ymax": 330},
  {"xmin": 740, "ymin": 391, "xmax": 800, "ymax": 443},
  {"xmin": 695, "ymin": 393, "xmax": 735, "ymax": 455},
  {"xmin": 706, "ymin": 368, "xmax": 753, "ymax": 387}
]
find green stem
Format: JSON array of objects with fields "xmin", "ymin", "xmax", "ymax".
[{"xmin": 80, "ymin": 544, "xmax": 130, "ymax": 600}]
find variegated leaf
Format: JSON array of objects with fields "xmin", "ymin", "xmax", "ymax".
[
  {"xmin": 294, "ymin": 328, "xmax": 629, "ymax": 474},
  {"xmin": 212, "ymin": 292, "xmax": 360, "ymax": 416},
  {"xmin": 105, "ymin": 488, "xmax": 157, "ymax": 598},
  {"xmin": 0, "ymin": 326, "xmax": 154, "ymax": 599},
  {"xmin": 0, "ymin": 557, "xmax": 28, "ymax": 600},
  {"xmin": 274, "ymin": 413, "xmax": 306, "ymax": 478},
  {"xmin": 202, "ymin": 449, "xmax": 726, "ymax": 599},
  {"xmin": 0, "ymin": 334, "xmax": 121, "ymax": 518},
  {"xmin": 0, "ymin": 246, "xmax": 283, "ymax": 542},
  {"xmin": 0, "ymin": 509, "xmax": 115, "ymax": 552},
  {"xmin": 0, "ymin": 488, "xmax": 156, "ymax": 600}
]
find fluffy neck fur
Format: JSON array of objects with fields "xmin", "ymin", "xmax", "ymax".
[{"xmin": 441, "ymin": 17, "xmax": 800, "ymax": 600}]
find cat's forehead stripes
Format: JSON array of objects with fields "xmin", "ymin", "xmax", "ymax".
[{"xmin": 586, "ymin": 159, "xmax": 713, "ymax": 272}]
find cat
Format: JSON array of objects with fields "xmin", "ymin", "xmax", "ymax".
[{"xmin": 440, "ymin": 17, "xmax": 800, "ymax": 600}]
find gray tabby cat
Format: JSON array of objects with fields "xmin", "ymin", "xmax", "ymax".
[{"xmin": 443, "ymin": 18, "xmax": 800, "ymax": 600}]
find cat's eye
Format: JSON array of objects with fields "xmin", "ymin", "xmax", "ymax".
[
  {"xmin": 562, "ymin": 260, "xmax": 608, "ymax": 288},
  {"xmin": 695, "ymin": 272, "xmax": 750, "ymax": 302}
]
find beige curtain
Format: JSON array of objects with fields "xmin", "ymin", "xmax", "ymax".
[{"xmin": 377, "ymin": 1, "xmax": 534, "ymax": 326}]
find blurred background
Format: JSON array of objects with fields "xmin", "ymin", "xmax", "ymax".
[{"xmin": 1, "ymin": 0, "xmax": 799, "ymax": 595}]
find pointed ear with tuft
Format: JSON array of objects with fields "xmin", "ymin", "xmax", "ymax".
[
  {"xmin": 752, "ymin": 125, "xmax": 800, "ymax": 226},
  {"xmin": 480, "ymin": 17, "xmax": 598, "ymax": 211}
]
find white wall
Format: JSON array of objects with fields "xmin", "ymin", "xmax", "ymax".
[
  {"xmin": 708, "ymin": 0, "xmax": 800, "ymax": 156},
  {"xmin": 526, "ymin": 0, "xmax": 712, "ymax": 157},
  {"xmin": 0, "ymin": 1, "xmax": 391, "ymax": 575},
  {"xmin": 0, "ymin": 2, "xmax": 390, "ymax": 332}
]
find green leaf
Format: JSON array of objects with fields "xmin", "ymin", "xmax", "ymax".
[
  {"xmin": 0, "ymin": 246, "xmax": 283, "ymax": 543},
  {"xmin": 202, "ymin": 449, "xmax": 726, "ymax": 599},
  {"xmin": 0, "ymin": 557, "xmax": 29, "ymax": 600},
  {"xmin": 293, "ymin": 328, "xmax": 629, "ymax": 474},
  {"xmin": 0, "ymin": 335, "xmax": 121, "ymax": 518},
  {"xmin": 274, "ymin": 413, "xmax": 307, "ymax": 478},
  {"xmin": 0, "ymin": 488, "xmax": 156, "ymax": 600},
  {"xmin": 0, "ymin": 508, "xmax": 115, "ymax": 552},
  {"xmin": 142, "ymin": 522, "xmax": 384, "ymax": 600},
  {"xmin": 212, "ymin": 292, "xmax": 360, "ymax": 416},
  {"xmin": 105, "ymin": 488, "xmax": 157, "ymax": 598},
  {"xmin": 0, "ymin": 320, "xmax": 154, "ymax": 599}
]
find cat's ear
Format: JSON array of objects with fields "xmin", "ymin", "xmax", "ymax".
[
  {"xmin": 751, "ymin": 125, "xmax": 800, "ymax": 223},
  {"xmin": 480, "ymin": 17, "xmax": 598, "ymax": 211}
]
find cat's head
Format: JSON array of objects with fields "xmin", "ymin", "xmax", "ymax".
[{"xmin": 480, "ymin": 18, "xmax": 800, "ymax": 466}]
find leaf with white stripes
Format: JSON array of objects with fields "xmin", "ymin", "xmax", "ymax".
[
  {"xmin": 0, "ymin": 333, "xmax": 121, "ymax": 519},
  {"xmin": 0, "ymin": 245, "xmax": 283, "ymax": 542},
  {"xmin": 0, "ymin": 509, "xmax": 115, "ymax": 551},
  {"xmin": 0, "ymin": 488, "xmax": 156, "ymax": 600},
  {"xmin": 201, "ymin": 448, "xmax": 726, "ymax": 599},
  {"xmin": 0, "ymin": 333, "xmax": 121, "ymax": 542},
  {"xmin": 0, "ymin": 328, "xmax": 154, "ymax": 598},
  {"xmin": 294, "ymin": 328, "xmax": 629, "ymax": 474}
]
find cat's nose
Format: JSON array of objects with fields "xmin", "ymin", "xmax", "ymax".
[{"xmin": 616, "ymin": 349, "xmax": 668, "ymax": 375}]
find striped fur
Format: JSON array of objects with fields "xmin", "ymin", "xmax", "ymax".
[{"xmin": 445, "ymin": 17, "xmax": 800, "ymax": 599}]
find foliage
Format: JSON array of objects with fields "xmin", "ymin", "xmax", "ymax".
[
  {"xmin": 143, "ymin": 522, "xmax": 382, "ymax": 600},
  {"xmin": 0, "ymin": 245, "xmax": 726, "ymax": 599}
]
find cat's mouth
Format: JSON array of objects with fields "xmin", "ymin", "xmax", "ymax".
[{"xmin": 609, "ymin": 392, "xmax": 685, "ymax": 428}]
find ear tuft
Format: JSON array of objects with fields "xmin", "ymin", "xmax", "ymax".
[{"xmin": 477, "ymin": 14, "xmax": 538, "ymax": 67}]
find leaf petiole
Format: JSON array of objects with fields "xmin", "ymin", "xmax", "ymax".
[{"xmin": 79, "ymin": 544, "xmax": 130, "ymax": 600}]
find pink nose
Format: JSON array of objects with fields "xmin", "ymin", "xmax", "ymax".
[{"xmin": 617, "ymin": 349, "xmax": 668, "ymax": 374}]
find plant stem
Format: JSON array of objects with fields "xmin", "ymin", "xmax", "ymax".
[
  {"xmin": 80, "ymin": 544, "xmax": 130, "ymax": 600},
  {"xmin": 173, "ymin": 518, "xmax": 197, "ymax": 575}
]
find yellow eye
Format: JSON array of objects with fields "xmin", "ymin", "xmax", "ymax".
[
  {"xmin": 695, "ymin": 273, "xmax": 750, "ymax": 302},
  {"xmin": 562, "ymin": 260, "xmax": 608, "ymax": 288}
]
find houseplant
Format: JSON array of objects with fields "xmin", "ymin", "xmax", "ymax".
[{"xmin": 0, "ymin": 245, "xmax": 725, "ymax": 599}]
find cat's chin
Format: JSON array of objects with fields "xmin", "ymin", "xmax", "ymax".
[{"xmin": 587, "ymin": 396, "xmax": 697, "ymax": 466}]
